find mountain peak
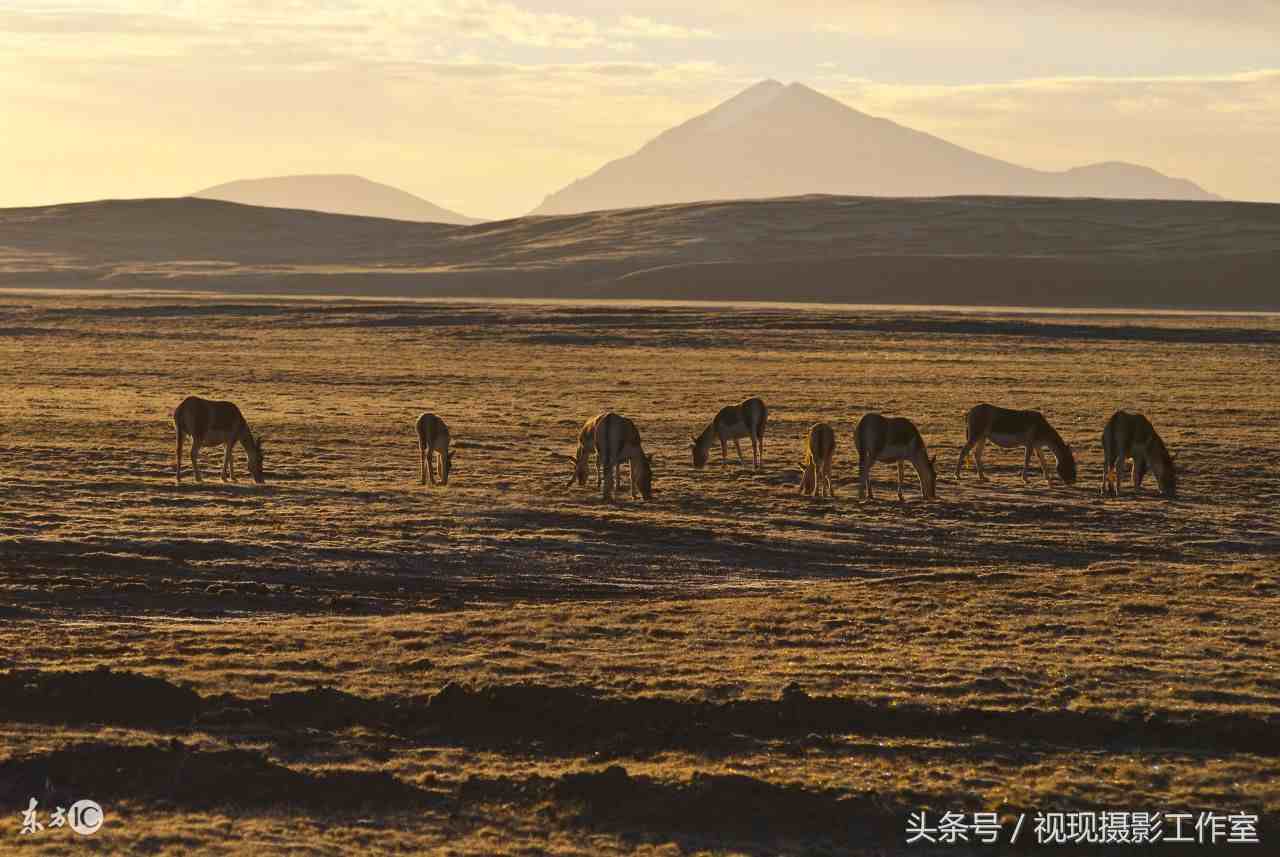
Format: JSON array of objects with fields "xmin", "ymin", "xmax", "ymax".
[
  {"xmin": 693, "ymin": 80, "xmax": 787, "ymax": 132},
  {"xmin": 531, "ymin": 80, "xmax": 1217, "ymax": 215},
  {"xmin": 194, "ymin": 174, "xmax": 481, "ymax": 224}
]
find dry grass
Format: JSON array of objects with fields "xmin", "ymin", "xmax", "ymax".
[{"xmin": 1, "ymin": 292, "xmax": 1276, "ymax": 854}]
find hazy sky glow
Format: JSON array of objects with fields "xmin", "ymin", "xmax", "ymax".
[{"xmin": 3, "ymin": 1, "xmax": 1277, "ymax": 218}]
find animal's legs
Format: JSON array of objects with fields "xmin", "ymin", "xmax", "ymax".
[
  {"xmin": 1035, "ymin": 447, "xmax": 1052, "ymax": 484},
  {"xmin": 973, "ymin": 440, "xmax": 989, "ymax": 482}
]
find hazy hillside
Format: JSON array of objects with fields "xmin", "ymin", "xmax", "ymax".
[
  {"xmin": 533, "ymin": 81, "xmax": 1217, "ymax": 215},
  {"xmin": 194, "ymin": 174, "xmax": 481, "ymax": 224},
  {"xmin": 2, "ymin": 194, "xmax": 1277, "ymax": 309}
]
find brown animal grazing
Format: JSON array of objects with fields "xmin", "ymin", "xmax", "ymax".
[
  {"xmin": 856, "ymin": 413, "xmax": 937, "ymax": 501},
  {"xmin": 553, "ymin": 412, "xmax": 618, "ymax": 491},
  {"xmin": 415, "ymin": 413, "xmax": 455, "ymax": 486},
  {"xmin": 595, "ymin": 413, "xmax": 654, "ymax": 501},
  {"xmin": 173, "ymin": 395, "xmax": 264, "ymax": 484},
  {"xmin": 1101, "ymin": 410, "xmax": 1176, "ymax": 498},
  {"xmin": 692, "ymin": 397, "xmax": 768, "ymax": 470},
  {"xmin": 955, "ymin": 403, "xmax": 1076, "ymax": 486},
  {"xmin": 799, "ymin": 422, "xmax": 836, "ymax": 497}
]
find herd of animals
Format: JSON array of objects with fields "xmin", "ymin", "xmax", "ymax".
[{"xmin": 172, "ymin": 394, "xmax": 1179, "ymax": 501}]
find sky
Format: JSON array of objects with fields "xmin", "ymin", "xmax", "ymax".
[{"xmin": 2, "ymin": 1, "xmax": 1277, "ymax": 219}]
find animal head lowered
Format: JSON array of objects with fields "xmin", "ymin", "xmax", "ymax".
[
  {"xmin": 921, "ymin": 454, "xmax": 939, "ymax": 500},
  {"xmin": 550, "ymin": 451, "xmax": 589, "ymax": 488},
  {"xmin": 798, "ymin": 458, "xmax": 815, "ymax": 496},
  {"xmin": 441, "ymin": 449, "xmax": 456, "ymax": 485},
  {"xmin": 634, "ymin": 453, "xmax": 654, "ymax": 501},
  {"xmin": 1056, "ymin": 444, "xmax": 1077, "ymax": 485},
  {"xmin": 1152, "ymin": 443, "xmax": 1177, "ymax": 499},
  {"xmin": 691, "ymin": 436, "xmax": 709, "ymax": 469},
  {"xmin": 247, "ymin": 435, "xmax": 266, "ymax": 484}
]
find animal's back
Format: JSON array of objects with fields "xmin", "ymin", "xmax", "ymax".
[
  {"xmin": 595, "ymin": 413, "xmax": 641, "ymax": 456},
  {"xmin": 712, "ymin": 398, "xmax": 766, "ymax": 435},
  {"xmin": 416, "ymin": 413, "xmax": 450, "ymax": 448},
  {"xmin": 1105, "ymin": 410, "xmax": 1156, "ymax": 453},
  {"xmin": 859, "ymin": 413, "xmax": 925, "ymax": 464},
  {"xmin": 989, "ymin": 406, "xmax": 1040, "ymax": 435},
  {"xmin": 855, "ymin": 412, "xmax": 887, "ymax": 459},
  {"xmin": 885, "ymin": 416, "xmax": 921, "ymax": 449},
  {"xmin": 715, "ymin": 404, "xmax": 741, "ymax": 428},
  {"xmin": 807, "ymin": 422, "xmax": 835, "ymax": 462},
  {"xmin": 740, "ymin": 397, "xmax": 767, "ymax": 428},
  {"xmin": 580, "ymin": 412, "xmax": 609, "ymax": 447},
  {"xmin": 963, "ymin": 403, "xmax": 993, "ymax": 440},
  {"xmin": 175, "ymin": 395, "xmax": 243, "ymax": 441}
]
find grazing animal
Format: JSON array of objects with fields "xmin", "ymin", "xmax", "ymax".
[
  {"xmin": 692, "ymin": 397, "xmax": 768, "ymax": 470},
  {"xmin": 592, "ymin": 412, "xmax": 654, "ymax": 501},
  {"xmin": 554, "ymin": 412, "xmax": 614, "ymax": 490},
  {"xmin": 173, "ymin": 395, "xmax": 265, "ymax": 484},
  {"xmin": 856, "ymin": 413, "xmax": 937, "ymax": 501},
  {"xmin": 955, "ymin": 403, "xmax": 1076, "ymax": 486},
  {"xmin": 1101, "ymin": 410, "xmax": 1176, "ymax": 498},
  {"xmin": 799, "ymin": 422, "xmax": 836, "ymax": 497},
  {"xmin": 415, "ymin": 413, "xmax": 455, "ymax": 486}
]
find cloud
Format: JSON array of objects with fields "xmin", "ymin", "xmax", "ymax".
[
  {"xmin": 817, "ymin": 69, "xmax": 1280, "ymax": 200},
  {"xmin": 643, "ymin": 0, "xmax": 1280, "ymax": 34},
  {"xmin": 2, "ymin": 1, "xmax": 1278, "ymax": 215},
  {"xmin": 824, "ymin": 70, "xmax": 1280, "ymax": 127},
  {"xmin": 0, "ymin": 2, "xmax": 712, "ymax": 62},
  {"xmin": 614, "ymin": 15, "xmax": 713, "ymax": 41},
  {"xmin": 0, "ymin": 8, "xmax": 206, "ymax": 35}
]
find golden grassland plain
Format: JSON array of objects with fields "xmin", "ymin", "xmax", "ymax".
[{"xmin": 1, "ymin": 292, "xmax": 1277, "ymax": 855}]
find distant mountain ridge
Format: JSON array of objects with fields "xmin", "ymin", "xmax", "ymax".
[
  {"xmin": 193, "ymin": 174, "xmax": 481, "ymax": 225},
  {"xmin": 532, "ymin": 80, "xmax": 1217, "ymax": 215},
  {"xmin": 4, "ymin": 194, "xmax": 1277, "ymax": 310}
]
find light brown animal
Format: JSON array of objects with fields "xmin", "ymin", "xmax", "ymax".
[
  {"xmin": 415, "ymin": 413, "xmax": 454, "ymax": 486},
  {"xmin": 1101, "ymin": 410, "xmax": 1176, "ymax": 498},
  {"xmin": 799, "ymin": 422, "xmax": 836, "ymax": 497},
  {"xmin": 553, "ymin": 412, "xmax": 614, "ymax": 490},
  {"xmin": 594, "ymin": 413, "xmax": 654, "ymax": 501},
  {"xmin": 856, "ymin": 413, "xmax": 936, "ymax": 501},
  {"xmin": 692, "ymin": 397, "xmax": 768, "ymax": 470},
  {"xmin": 956, "ymin": 403, "xmax": 1077, "ymax": 486},
  {"xmin": 173, "ymin": 395, "xmax": 264, "ymax": 484}
]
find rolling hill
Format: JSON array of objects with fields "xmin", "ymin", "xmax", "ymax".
[
  {"xmin": 193, "ymin": 174, "xmax": 481, "ymax": 225},
  {"xmin": 532, "ymin": 81, "xmax": 1217, "ymax": 215},
  {"xmin": 1, "ymin": 194, "xmax": 1276, "ymax": 309}
]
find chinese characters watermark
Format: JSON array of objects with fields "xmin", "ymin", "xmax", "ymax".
[
  {"xmin": 907, "ymin": 810, "xmax": 1260, "ymax": 846},
  {"xmin": 19, "ymin": 798, "xmax": 103, "ymax": 837}
]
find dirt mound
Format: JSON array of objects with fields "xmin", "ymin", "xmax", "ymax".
[
  {"xmin": 421, "ymin": 681, "xmax": 1280, "ymax": 757},
  {"xmin": 0, "ymin": 667, "xmax": 200, "ymax": 726},
  {"xmin": 0, "ymin": 742, "xmax": 431, "ymax": 811},
  {"xmin": 459, "ymin": 765, "xmax": 916, "ymax": 844},
  {"xmin": 4, "ymin": 671, "xmax": 1276, "ymax": 758},
  {"xmin": 424, "ymin": 681, "xmax": 728, "ymax": 753}
]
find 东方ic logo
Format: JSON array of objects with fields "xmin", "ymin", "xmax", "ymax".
[{"xmin": 19, "ymin": 797, "xmax": 104, "ymax": 837}]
